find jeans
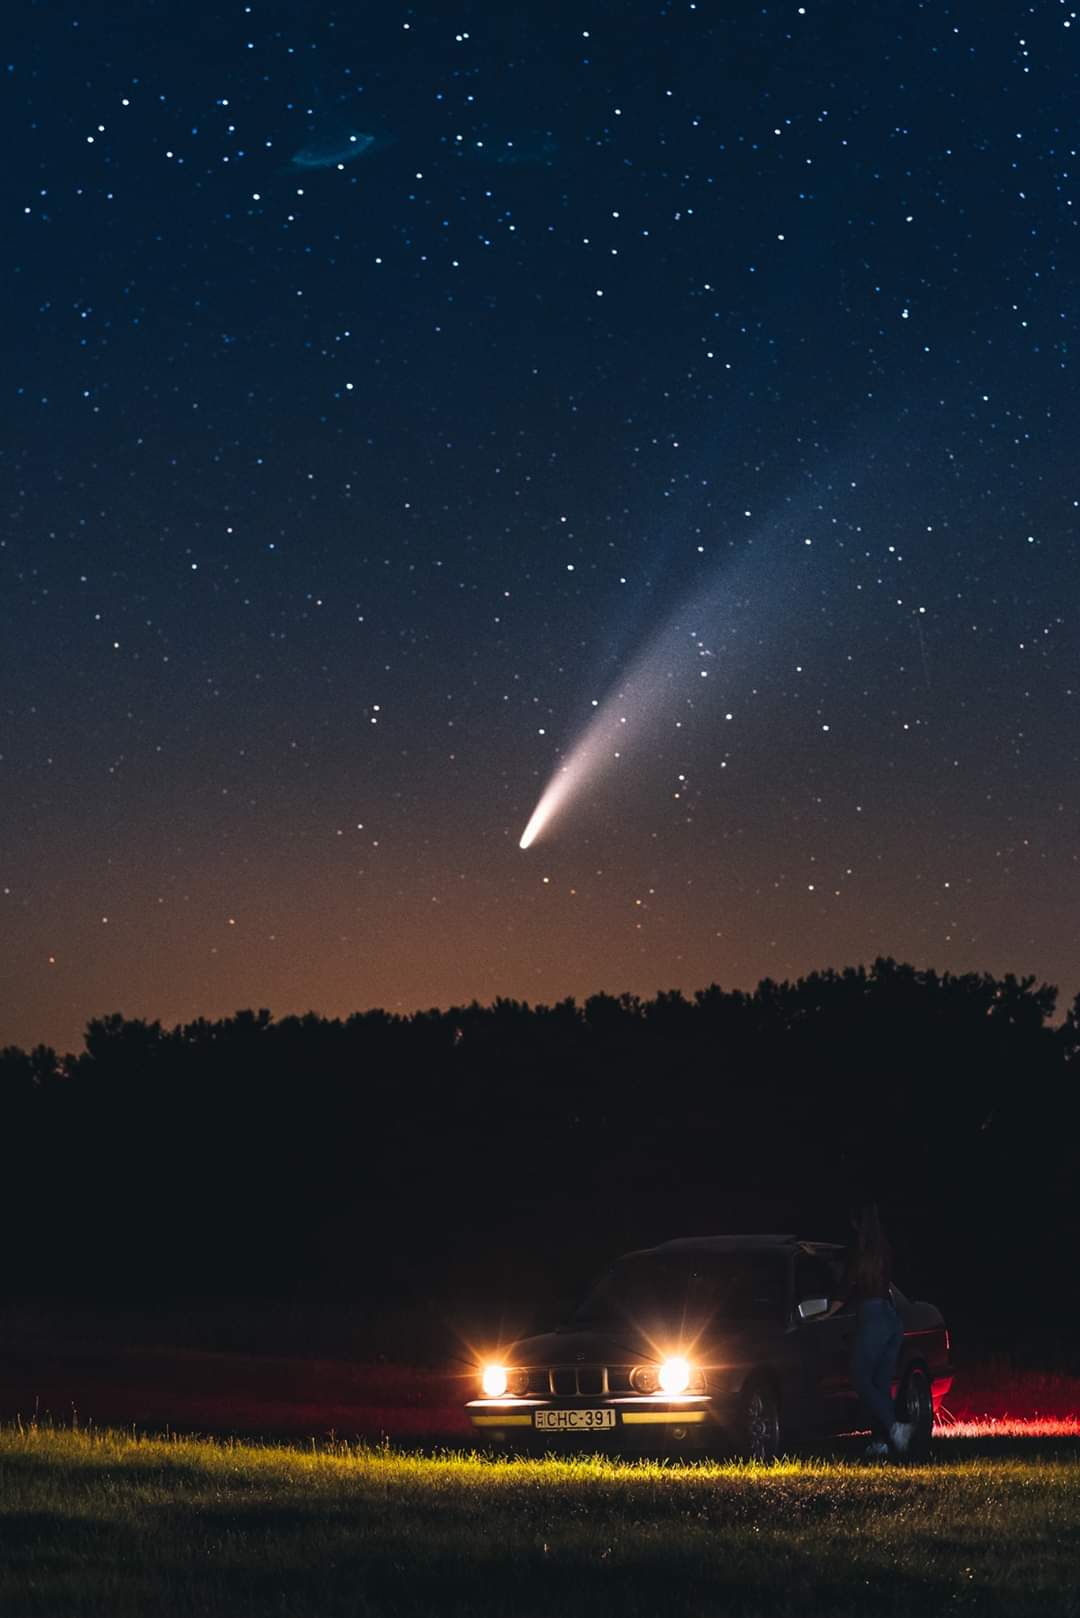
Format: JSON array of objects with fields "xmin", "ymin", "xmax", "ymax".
[{"xmin": 852, "ymin": 1297, "xmax": 903, "ymax": 1438}]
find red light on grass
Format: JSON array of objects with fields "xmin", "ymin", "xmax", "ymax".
[{"xmin": 935, "ymin": 1410, "xmax": 1080, "ymax": 1439}]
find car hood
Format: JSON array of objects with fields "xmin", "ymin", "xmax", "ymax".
[
  {"xmin": 508, "ymin": 1321, "xmax": 756, "ymax": 1364},
  {"xmin": 509, "ymin": 1326, "xmax": 651, "ymax": 1365}
]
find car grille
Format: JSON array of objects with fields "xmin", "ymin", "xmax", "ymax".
[{"xmin": 527, "ymin": 1366, "xmax": 632, "ymax": 1396}]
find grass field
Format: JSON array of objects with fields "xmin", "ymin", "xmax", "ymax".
[{"xmin": 2, "ymin": 1426, "xmax": 1079, "ymax": 1617}]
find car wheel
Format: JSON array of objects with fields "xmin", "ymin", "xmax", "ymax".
[
  {"xmin": 739, "ymin": 1376, "xmax": 782, "ymax": 1461},
  {"xmin": 898, "ymin": 1365, "xmax": 933, "ymax": 1460}
]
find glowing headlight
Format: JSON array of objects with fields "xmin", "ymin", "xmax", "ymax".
[
  {"xmin": 659, "ymin": 1357, "xmax": 692, "ymax": 1394},
  {"xmin": 481, "ymin": 1364, "xmax": 508, "ymax": 1397},
  {"xmin": 631, "ymin": 1360, "xmax": 704, "ymax": 1395}
]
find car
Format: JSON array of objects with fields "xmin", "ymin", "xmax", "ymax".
[{"xmin": 466, "ymin": 1233, "xmax": 953, "ymax": 1460}]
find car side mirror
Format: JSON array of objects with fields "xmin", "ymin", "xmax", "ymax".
[{"xmin": 797, "ymin": 1296, "xmax": 829, "ymax": 1320}]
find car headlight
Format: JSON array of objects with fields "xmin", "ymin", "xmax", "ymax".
[
  {"xmin": 481, "ymin": 1364, "xmax": 508, "ymax": 1396},
  {"xmin": 630, "ymin": 1365, "xmax": 660, "ymax": 1394},
  {"xmin": 631, "ymin": 1360, "xmax": 705, "ymax": 1395},
  {"xmin": 659, "ymin": 1357, "xmax": 692, "ymax": 1394}
]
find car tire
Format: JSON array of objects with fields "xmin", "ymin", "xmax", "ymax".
[
  {"xmin": 898, "ymin": 1364, "xmax": 933, "ymax": 1460},
  {"xmin": 738, "ymin": 1375, "xmax": 782, "ymax": 1461}
]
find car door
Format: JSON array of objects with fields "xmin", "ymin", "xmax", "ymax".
[{"xmin": 795, "ymin": 1251, "xmax": 858, "ymax": 1435}]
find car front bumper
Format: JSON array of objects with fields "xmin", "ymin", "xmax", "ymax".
[{"xmin": 465, "ymin": 1393, "xmax": 719, "ymax": 1447}]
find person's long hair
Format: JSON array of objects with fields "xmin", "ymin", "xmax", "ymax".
[{"xmin": 848, "ymin": 1203, "xmax": 892, "ymax": 1297}]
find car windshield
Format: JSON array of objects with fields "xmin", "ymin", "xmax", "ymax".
[{"xmin": 570, "ymin": 1252, "xmax": 787, "ymax": 1328}]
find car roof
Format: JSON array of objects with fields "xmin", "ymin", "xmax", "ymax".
[{"xmin": 622, "ymin": 1234, "xmax": 844, "ymax": 1259}]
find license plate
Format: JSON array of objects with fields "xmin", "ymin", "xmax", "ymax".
[{"xmin": 534, "ymin": 1408, "xmax": 616, "ymax": 1431}]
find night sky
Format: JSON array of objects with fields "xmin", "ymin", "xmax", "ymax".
[{"xmin": 5, "ymin": 0, "xmax": 1079, "ymax": 1055}]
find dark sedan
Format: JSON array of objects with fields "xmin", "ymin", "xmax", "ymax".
[{"xmin": 466, "ymin": 1233, "xmax": 953, "ymax": 1459}]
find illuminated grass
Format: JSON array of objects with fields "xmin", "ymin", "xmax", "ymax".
[{"xmin": 2, "ymin": 1424, "xmax": 1079, "ymax": 1616}]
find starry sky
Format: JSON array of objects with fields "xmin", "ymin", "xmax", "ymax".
[{"xmin": 4, "ymin": 0, "xmax": 1079, "ymax": 1055}]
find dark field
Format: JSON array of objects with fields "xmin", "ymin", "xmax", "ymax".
[
  {"xmin": 4, "ymin": 1306, "xmax": 1077, "ymax": 1446},
  {"xmin": 0, "ymin": 1340, "xmax": 472, "ymax": 1443},
  {"xmin": 3, "ymin": 1426, "xmax": 1080, "ymax": 1618},
  {"xmin": 3, "ymin": 1320, "xmax": 1079, "ymax": 1616}
]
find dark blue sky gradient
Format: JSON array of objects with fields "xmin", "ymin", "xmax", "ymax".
[{"xmin": 3, "ymin": 1, "xmax": 1078, "ymax": 1051}]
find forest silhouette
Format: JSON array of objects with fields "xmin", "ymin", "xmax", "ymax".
[{"xmin": 3, "ymin": 958, "xmax": 1076, "ymax": 1359}]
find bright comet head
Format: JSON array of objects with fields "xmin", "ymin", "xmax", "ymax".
[
  {"xmin": 518, "ymin": 762, "xmax": 579, "ymax": 849},
  {"xmin": 516, "ymin": 510, "xmax": 802, "ymax": 849}
]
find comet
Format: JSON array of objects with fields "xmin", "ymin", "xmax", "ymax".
[
  {"xmin": 517, "ymin": 493, "xmax": 835, "ymax": 849},
  {"xmin": 519, "ymin": 742, "xmax": 603, "ymax": 850},
  {"xmin": 518, "ymin": 561, "xmax": 757, "ymax": 849}
]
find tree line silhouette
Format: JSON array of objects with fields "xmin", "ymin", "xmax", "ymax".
[{"xmin": 3, "ymin": 958, "xmax": 1077, "ymax": 1355}]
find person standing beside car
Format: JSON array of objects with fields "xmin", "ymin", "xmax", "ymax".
[{"xmin": 821, "ymin": 1205, "xmax": 913, "ymax": 1459}]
